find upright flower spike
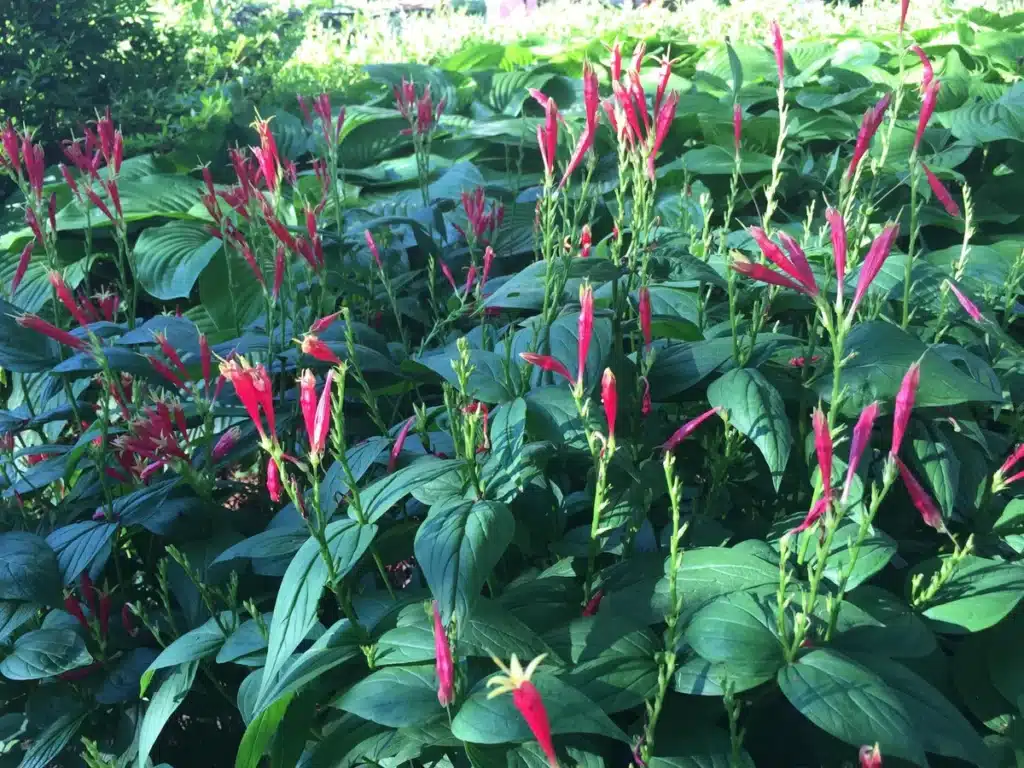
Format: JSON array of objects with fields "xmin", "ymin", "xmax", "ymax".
[
  {"xmin": 520, "ymin": 353, "xmax": 573, "ymax": 385},
  {"xmin": 11, "ymin": 238, "xmax": 34, "ymax": 295},
  {"xmin": 310, "ymin": 370, "xmax": 334, "ymax": 458},
  {"xmin": 911, "ymin": 46, "xmax": 933, "ymax": 91},
  {"xmin": 577, "ymin": 284, "xmax": 594, "ymax": 389},
  {"xmin": 777, "ymin": 233, "xmax": 819, "ymax": 297},
  {"xmin": 749, "ymin": 227, "xmax": 817, "ymax": 295},
  {"xmin": 913, "ymin": 79, "xmax": 941, "ymax": 153},
  {"xmin": 895, "ymin": 458, "xmax": 945, "ymax": 532},
  {"xmin": 537, "ymin": 97, "xmax": 559, "ymax": 179},
  {"xmin": 365, "ymin": 230, "xmax": 384, "ymax": 272},
  {"xmin": 212, "ymin": 427, "xmax": 240, "ymax": 461},
  {"xmin": 826, "ymin": 207, "xmax": 847, "ymax": 289},
  {"xmin": 654, "ymin": 51, "xmax": 674, "ymax": 117},
  {"xmin": 663, "ymin": 407, "xmax": 721, "ymax": 451},
  {"xmin": 432, "ymin": 601, "xmax": 455, "ymax": 707},
  {"xmin": 487, "ymin": 655, "xmax": 557, "ymax": 768},
  {"xmin": 154, "ymin": 332, "xmax": 189, "ymax": 383},
  {"xmin": 847, "ymin": 94, "xmax": 892, "ymax": 180},
  {"xmin": 848, "ymin": 224, "xmax": 900, "ymax": 317},
  {"xmin": 860, "ymin": 744, "xmax": 882, "ymax": 768},
  {"xmin": 299, "ymin": 370, "xmax": 318, "ymax": 452},
  {"xmin": 481, "ymin": 246, "xmax": 495, "ymax": 295},
  {"xmin": 921, "ymin": 163, "xmax": 961, "ymax": 217},
  {"xmin": 267, "ymin": 457, "xmax": 283, "ymax": 502},
  {"xmin": 732, "ymin": 258, "xmax": 810, "ymax": 295},
  {"xmin": 638, "ymin": 285, "xmax": 652, "ymax": 352},
  {"xmin": 608, "ymin": 41, "xmax": 623, "ymax": 83},
  {"xmin": 842, "ymin": 402, "xmax": 879, "ymax": 503},
  {"xmin": 49, "ymin": 271, "xmax": 93, "ymax": 327},
  {"xmin": 890, "ymin": 362, "xmax": 920, "ymax": 457},
  {"xmin": 813, "ymin": 407, "xmax": 833, "ymax": 499},
  {"xmin": 601, "ymin": 369, "xmax": 617, "ymax": 447},
  {"xmin": 770, "ymin": 21, "xmax": 785, "ymax": 82},
  {"xmin": 946, "ymin": 281, "xmax": 983, "ymax": 322},
  {"xmin": 311, "ymin": 311, "xmax": 342, "ymax": 334},
  {"xmin": 219, "ymin": 358, "xmax": 277, "ymax": 444},
  {"xmin": 648, "ymin": 91, "xmax": 678, "ymax": 180}
]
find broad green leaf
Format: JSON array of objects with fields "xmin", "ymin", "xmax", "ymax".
[
  {"xmin": 97, "ymin": 648, "xmax": 160, "ymax": 704},
  {"xmin": 134, "ymin": 220, "xmax": 222, "ymax": 300},
  {"xmin": 816, "ymin": 322, "xmax": 1003, "ymax": 415},
  {"xmin": 0, "ymin": 532, "xmax": 62, "ymax": 606},
  {"xmin": 335, "ymin": 665, "xmax": 443, "ymax": 728},
  {"xmin": 648, "ymin": 728, "xmax": 755, "ymax": 768},
  {"xmin": 236, "ymin": 693, "xmax": 294, "ymax": 768},
  {"xmin": 684, "ymin": 591, "xmax": 786, "ymax": 682},
  {"xmin": 452, "ymin": 671, "xmax": 628, "ymax": 743},
  {"xmin": 259, "ymin": 521, "xmax": 377, "ymax": 702},
  {"xmin": 359, "ymin": 458, "xmax": 464, "ymax": 523},
  {"xmin": 525, "ymin": 385, "xmax": 593, "ymax": 452},
  {"xmin": 777, "ymin": 649, "xmax": 926, "ymax": 766},
  {"xmin": 58, "ymin": 175, "xmax": 202, "ymax": 229},
  {"xmin": 141, "ymin": 613, "xmax": 232, "ymax": 695},
  {"xmin": 836, "ymin": 586, "xmax": 937, "ymax": 659},
  {"xmin": 548, "ymin": 314, "xmax": 613, "ymax": 394},
  {"xmin": 562, "ymin": 616, "xmax": 660, "ymax": 713},
  {"xmin": 415, "ymin": 499, "xmax": 515, "ymax": 624},
  {"xmin": 138, "ymin": 661, "xmax": 199, "ymax": 768},
  {"xmin": 45, "ymin": 521, "xmax": 117, "ymax": 585},
  {"xmin": 0, "ymin": 299, "xmax": 61, "ymax": 373},
  {"xmin": 908, "ymin": 555, "xmax": 1024, "ymax": 634},
  {"xmin": 482, "ymin": 398, "xmax": 528, "ymax": 501},
  {"xmin": 852, "ymin": 653, "xmax": 995, "ymax": 767},
  {"xmin": 910, "ymin": 420, "xmax": 960, "ymax": 520},
  {"xmin": 213, "ymin": 529, "xmax": 309, "ymax": 566},
  {"xmin": 19, "ymin": 710, "xmax": 89, "ymax": 768},
  {"xmin": 680, "ymin": 146, "xmax": 774, "ymax": 174},
  {"xmin": 0, "ymin": 628, "xmax": 92, "ymax": 680},
  {"xmin": 673, "ymin": 651, "xmax": 770, "ymax": 696},
  {"xmin": 416, "ymin": 349, "xmax": 515, "ymax": 403},
  {"xmin": 707, "ymin": 368, "xmax": 792, "ymax": 490}
]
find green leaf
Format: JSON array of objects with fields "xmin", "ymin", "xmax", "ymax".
[
  {"xmin": 335, "ymin": 665, "xmax": 444, "ymax": 728},
  {"xmin": 134, "ymin": 220, "xmax": 222, "ymax": 301},
  {"xmin": 141, "ymin": 613, "xmax": 231, "ymax": 695},
  {"xmin": 452, "ymin": 671, "xmax": 628, "ymax": 743},
  {"xmin": 416, "ymin": 349, "xmax": 515, "ymax": 404},
  {"xmin": 58, "ymin": 175, "xmax": 202, "ymax": 229},
  {"xmin": 236, "ymin": 693, "xmax": 294, "ymax": 768},
  {"xmin": 525, "ymin": 385, "xmax": 593, "ymax": 452},
  {"xmin": 138, "ymin": 661, "xmax": 199, "ymax": 768},
  {"xmin": 777, "ymin": 649, "xmax": 926, "ymax": 766},
  {"xmin": 548, "ymin": 314, "xmax": 613, "ymax": 392},
  {"xmin": 482, "ymin": 398, "xmax": 528, "ymax": 502},
  {"xmin": 359, "ymin": 458, "xmax": 464, "ymax": 523},
  {"xmin": 647, "ymin": 337, "xmax": 733, "ymax": 398},
  {"xmin": 259, "ymin": 521, "xmax": 376, "ymax": 702},
  {"xmin": 45, "ymin": 521, "xmax": 117, "ymax": 585},
  {"xmin": 680, "ymin": 146, "xmax": 774, "ymax": 174},
  {"xmin": 684, "ymin": 591, "xmax": 786, "ymax": 682},
  {"xmin": 0, "ymin": 628, "xmax": 92, "ymax": 680},
  {"xmin": 19, "ymin": 710, "xmax": 89, "ymax": 768},
  {"xmin": 910, "ymin": 420, "xmax": 960, "ymax": 520},
  {"xmin": 415, "ymin": 499, "xmax": 515, "ymax": 624},
  {"xmin": 852, "ymin": 653, "xmax": 995, "ymax": 767},
  {"xmin": 908, "ymin": 555, "xmax": 1024, "ymax": 634},
  {"xmin": 0, "ymin": 532, "xmax": 62, "ymax": 606},
  {"xmin": 648, "ymin": 728, "xmax": 755, "ymax": 768},
  {"xmin": 212, "ymin": 529, "xmax": 310, "ymax": 566},
  {"xmin": 816, "ymin": 322, "xmax": 1004, "ymax": 415},
  {"xmin": 562, "ymin": 616, "xmax": 659, "ymax": 713},
  {"xmin": 707, "ymin": 368, "xmax": 792, "ymax": 490},
  {"xmin": 0, "ymin": 299, "xmax": 61, "ymax": 372}
]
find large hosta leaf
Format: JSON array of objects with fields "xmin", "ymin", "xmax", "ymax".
[{"xmin": 134, "ymin": 220, "xmax": 222, "ymax": 300}]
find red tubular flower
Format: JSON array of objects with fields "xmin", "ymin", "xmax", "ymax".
[
  {"xmin": 631, "ymin": 41, "xmax": 646, "ymax": 73},
  {"xmin": 732, "ymin": 259, "xmax": 811, "ymax": 295},
  {"xmin": 847, "ymin": 94, "xmax": 892, "ymax": 180},
  {"xmin": 65, "ymin": 596, "xmax": 89, "ymax": 630},
  {"xmin": 487, "ymin": 655, "xmax": 557, "ymax": 768},
  {"xmin": 299, "ymin": 369, "xmax": 318, "ymax": 451},
  {"xmin": 300, "ymin": 334, "xmax": 342, "ymax": 365},
  {"xmin": 601, "ymin": 369, "xmax": 617, "ymax": 444},
  {"xmin": 895, "ymin": 458, "xmax": 945, "ymax": 532},
  {"xmin": 577, "ymin": 284, "xmax": 594, "ymax": 388},
  {"xmin": 579, "ymin": 225, "xmax": 592, "ymax": 259},
  {"xmin": 311, "ymin": 311, "xmax": 342, "ymax": 335},
  {"xmin": 733, "ymin": 103, "xmax": 743, "ymax": 152},
  {"xmin": 842, "ymin": 402, "xmax": 879, "ymax": 503},
  {"xmin": 310, "ymin": 370, "xmax": 334, "ymax": 458},
  {"xmin": 106, "ymin": 180, "xmax": 122, "ymax": 218},
  {"xmin": 520, "ymin": 353, "xmax": 573, "ymax": 385},
  {"xmin": 791, "ymin": 495, "xmax": 828, "ymax": 534},
  {"xmin": 638, "ymin": 285, "xmax": 652, "ymax": 352},
  {"xmin": 777, "ymin": 232, "xmax": 819, "ymax": 297},
  {"xmin": 537, "ymin": 98, "xmax": 559, "ymax": 178},
  {"xmin": 1, "ymin": 121, "xmax": 20, "ymax": 176},
  {"xmin": 297, "ymin": 94, "xmax": 312, "ymax": 125},
  {"xmin": 219, "ymin": 358, "xmax": 277, "ymax": 443},
  {"xmin": 899, "ymin": 0, "xmax": 909, "ymax": 32},
  {"xmin": 946, "ymin": 281, "xmax": 982, "ymax": 322},
  {"xmin": 121, "ymin": 604, "xmax": 137, "ymax": 637},
  {"xmin": 612, "ymin": 81, "xmax": 644, "ymax": 145},
  {"xmin": 608, "ymin": 41, "xmax": 622, "ymax": 82},
  {"xmin": 826, "ymin": 207, "xmax": 847, "ymax": 288},
  {"xmin": 890, "ymin": 362, "xmax": 920, "ymax": 457},
  {"xmin": 770, "ymin": 21, "xmax": 785, "ymax": 82},
  {"xmin": 813, "ymin": 407, "xmax": 833, "ymax": 499},
  {"xmin": 560, "ymin": 125, "xmax": 593, "ymax": 189},
  {"xmin": 48, "ymin": 192, "xmax": 57, "ymax": 231},
  {"xmin": 921, "ymin": 163, "xmax": 960, "ymax": 217},
  {"xmin": 147, "ymin": 356, "xmax": 186, "ymax": 391},
  {"xmin": 464, "ymin": 265, "xmax": 478, "ymax": 298},
  {"xmin": 432, "ymin": 601, "xmax": 455, "ymax": 707},
  {"xmin": 60, "ymin": 164, "xmax": 81, "ymax": 201},
  {"xmin": 440, "ymin": 261, "xmax": 457, "ymax": 291},
  {"xmin": 911, "ymin": 46, "xmax": 933, "ymax": 90},
  {"xmin": 663, "ymin": 407, "xmax": 721, "ymax": 451},
  {"xmin": 998, "ymin": 443, "xmax": 1024, "ymax": 479},
  {"xmin": 848, "ymin": 224, "xmax": 900, "ymax": 317},
  {"xmin": 252, "ymin": 119, "xmax": 281, "ymax": 192},
  {"xmin": 629, "ymin": 71, "xmax": 650, "ymax": 134},
  {"xmin": 366, "ymin": 230, "xmax": 383, "ymax": 272},
  {"xmin": 481, "ymin": 246, "xmax": 495, "ymax": 295},
  {"xmin": 860, "ymin": 744, "xmax": 882, "ymax": 768},
  {"xmin": 11, "ymin": 238, "xmax": 35, "ymax": 295},
  {"xmin": 22, "ymin": 135, "xmax": 45, "ymax": 201},
  {"xmin": 267, "ymin": 456, "xmax": 283, "ymax": 502},
  {"xmin": 199, "ymin": 334, "xmax": 211, "ymax": 390},
  {"xmin": 388, "ymin": 417, "xmax": 414, "ymax": 473},
  {"xmin": 24, "ymin": 208, "xmax": 43, "ymax": 243},
  {"xmin": 212, "ymin": 427, "xmax": 240, "ymax": 461},
  {"xmin": 913, "ymin": 79, "xmax": 941, "ymax": 153},
  {"xmin": 641, "ymin": 378, "xmax": 651, "ymax": 417},
  {"xmin": 648, "ymin": 91, "xmax": 678, "ymax": 180},
  {"xmin": 272, "ymin": 246, "xmax": 285, "ymax": 300},
  {"xmin": 583, "ymin": 62, "xmax": 600, "ymax": 133},
  {"xmin": 16, "ymin": 313, "xmax": 87, "ymax": 350},
  {"xmin": 84, "ymin": 186, "xmax": 115, "ymax": 223},
  {"xmin": 154, "ymin": 332, "xmax": 189, "ymax": 382},
  {"xmin": 654, "ymin": 52, "xmax": 674, "ymax": 117},
  {"xmin": 582, "ymin": 588, "xmax": 604, "ymax": 617}
]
